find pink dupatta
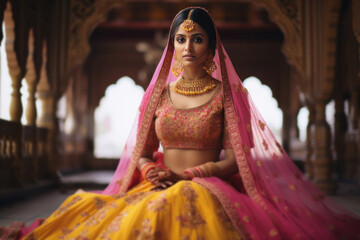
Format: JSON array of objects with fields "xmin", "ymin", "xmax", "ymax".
[{"xmin": 99, "ymin": 7, "xmax": 360, "ymax": 240}]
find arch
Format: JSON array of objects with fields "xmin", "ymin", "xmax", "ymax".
[
  {"xmin": 94, "ymin": 76, "xmax": 144, "ymax": 158},
  {"xmin": 243, "ymin": 76, "xmax": 283, "ymax": 142}
]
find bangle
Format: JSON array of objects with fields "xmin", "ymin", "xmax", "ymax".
[
  {"xmin": 184, "ymin": 162, "xmax": 220, "ymax": 179},
  {"xmin": 141, "ymin": 162, "xmax": 157, "ymax": 181}
]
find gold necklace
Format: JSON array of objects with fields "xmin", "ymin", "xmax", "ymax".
[{"xmin": 174, "ymin": 75, "xmax": 217, "ymax": 96}]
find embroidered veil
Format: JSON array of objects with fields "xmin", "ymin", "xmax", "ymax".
[{"xmin": 99, "ymin": 7, "xmax": 359, "ymax": 240}]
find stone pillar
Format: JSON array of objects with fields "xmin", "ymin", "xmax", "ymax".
[
  {"xmin": 25, "ymin": 29, "xmax": 37, "ymax": 125},
  {"xmin": 310, "ymin": 100, "xmax": 337, "ymax": 194},
  {"xmin": 4, "ymin": 2, "xmax": 23, "ymax": 122},
  {"xmin": 305, "ymin": 103, "xmax": 315, "ymax": 179}
]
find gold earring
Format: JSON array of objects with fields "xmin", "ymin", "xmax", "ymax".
[
  {"xmin": 203, "ymin": 53, "xmax": 217, "ymax": 74},
  {"xmin": 171, "ymin": 53, "xmax": 183, "ymax": 77}
]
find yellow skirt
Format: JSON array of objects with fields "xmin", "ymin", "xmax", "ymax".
[{"xmin": 23, "ymin": 180, "xmax": 242, "ymax": 240}]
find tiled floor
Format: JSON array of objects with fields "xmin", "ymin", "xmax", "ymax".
[{"xmin": 0, "ymin": 171, "xmax": 359, "ymax": 227}]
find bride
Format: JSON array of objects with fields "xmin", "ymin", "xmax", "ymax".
[{"xmin": 20, "ymin": 7, "xmax": 359, "ymax": 240}]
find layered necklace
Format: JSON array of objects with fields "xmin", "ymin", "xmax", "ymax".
[{"xmin": 174, "ymin": 74, "xmax": 217, "ymax": 96}]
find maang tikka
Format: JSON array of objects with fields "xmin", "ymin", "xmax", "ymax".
[
  {"xmin": 182, "ymin": 9, "xmax": 195, "ymax": 32},
  {"xmin": 171, "ymin": 52, "xmax": 183, "ymax": 77},
  {"xmin": 203, "ymin": 53, "xmax": 217, "ymax": 74}
]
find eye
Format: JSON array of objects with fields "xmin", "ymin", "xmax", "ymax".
[
  {"xmin": 193, "ymin": 37, "xmax": 203, "ymax": 43},
  {"xmin": 176, "ymin": 37, "xmax": 185, "ymax": 43}
]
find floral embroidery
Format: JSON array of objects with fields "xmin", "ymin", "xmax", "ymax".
[
  {"xmin": 124, "ymin": 192, "xmax": 151, "ymax": 205},
  {"xmin": 241, "ymin": 86, "xmax": 248, "ymax": 94},
  {"xmin": 133, "ymin": 219, "xmax": 161, "ymax": 240},
  {"xmin": 256, "ymin": 160, "xmax": 263, "ymax": 167},
  {"xmin": 242, "ymin": 216, "xmax": 250, "ymax": 223},
  {"xmin": 155, "ymin": 85, "xmax": 227, "ymax": 150},
  {"xmin": 59, "ymin": 223, "xmax": 80, "ymax": 240},
  {"xmin": 243, "ymin": 145, "xmax": 249, "ymax": 153},
  {"xmin": 94, "ymin": 197, "xmax": 107, "ymax": 209},
  {"xmin": 234, "ymin": 202, "xmax": 242, "ymax": 209},
  {"xmin": 24, "ymin": 233, "xmax": 37, "ymax": 240},
  {"xmin": 176, "ymin": 183, "xmax": 206, "ymax": 228},
  {"xmin": 85, "ymin": 203, "xmax": 117, "ymax": 227},
  {"xmin": 258, "ymin": 120, "xmax": 265, "ymax": 130},
  {"xmin": 81, "ymin": 212, "xmax": 89, "ymax": 217},
  {"xmin": 234, "ymin": 85, "xmax": 240, "ymax": 93},
  {"xmin": 275, "ymin": 141, "xmax": 284, "ymax": 154},
  {"xmin": 269, "ymin": 229, "xmax": 278, "ymax": 237},
  {"xmin": 262, "ymin": 139, "xmax": 268, "ymax": 150},
  {"xmin": 288, "ymin": 184, "xmax": 297, "ymax": 191},
  {"xmin": 212, "ymin": 195, "xmax": 235, "ymax": 231},
  {"xmin": 148, "ymin": 193, "xmax": 168, "ymax": 212},
  {"xmin": 273, "ymin": 196, "xmax": 280, "ymax": 203},
  {"xmin": 53, "ymin": 196, "xmax": 82, "ymax": 217},
  {"xmin": 99, "ymin": 211, "xmax": 129, "ymax": 240},
  {"xmin": 246, "ymin": 123, "xmax": 252, "ymax": 132}
]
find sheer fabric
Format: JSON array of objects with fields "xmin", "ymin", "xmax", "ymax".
[
  {"xmin": 21, "ymin": 6, "xmax": 360, "ymax": 240},
  {"xmin": 99, "ymin": 7, "xmax": 360, "ymax": 239}
]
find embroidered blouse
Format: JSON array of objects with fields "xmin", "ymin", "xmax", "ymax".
[{"xmin": 144, "ymin": 84, "xmax": 232, "ymax": 151}]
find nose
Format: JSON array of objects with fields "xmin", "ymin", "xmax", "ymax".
[{"xmin": 184, "ymin": 39, "xmax": 193, "ymax": 53}]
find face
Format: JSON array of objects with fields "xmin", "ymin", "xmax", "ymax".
[{"xmin": 174, "ymin": 22, "xmax": 210, "ymax": 70}]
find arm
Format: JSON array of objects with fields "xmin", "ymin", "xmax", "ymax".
[{"xmin": 214, "ymin": 148, "xmax": 238, "ymax": 179}]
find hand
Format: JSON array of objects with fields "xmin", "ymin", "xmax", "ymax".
[{"xmin": 147, "ymin": 169, "xmax": 191, "ymax": 190}]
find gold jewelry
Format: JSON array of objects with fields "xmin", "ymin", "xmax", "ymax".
[
  {"xmin": 174, "ymin": 75, "xmax": 217, "ymax": 96},
  {"xmin": 182, "ymin": 9, "xmax": 195, "ymax": 32},
  {"xmin": 203, "ymin": 53, "xmax": 217, "ymax": 74},
  {"xmin": 171, "ymin": 53, "xmax": 183, "ymax": 77}
]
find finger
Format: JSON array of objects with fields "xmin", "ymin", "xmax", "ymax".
[{"xmin": 164, "ymin": 181, "xmax": 173, "ymax": 186}]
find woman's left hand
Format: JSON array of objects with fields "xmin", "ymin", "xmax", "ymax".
[{"xmin": 148, "ymin": 170, "xmax": 190, "ymax": 189}]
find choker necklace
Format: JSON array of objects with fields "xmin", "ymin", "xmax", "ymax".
[{"xmin": 174, "ymin": 75, "xmax": 217, "ymax": 96}]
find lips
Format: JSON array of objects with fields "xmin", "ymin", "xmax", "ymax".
[{"xmin": 183, "ymin": 54, "xmax": 195, "ymax": 59}]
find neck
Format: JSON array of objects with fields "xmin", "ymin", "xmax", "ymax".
[{"xmin": 182, "ymin": 68, "xmax": 208, "ymax": 80}]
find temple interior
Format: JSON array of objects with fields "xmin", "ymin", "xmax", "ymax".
[{"xmin": 0, "ymin": 0, "xmax": 359, "ymax": 225}]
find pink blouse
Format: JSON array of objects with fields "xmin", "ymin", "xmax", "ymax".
[{"xmin": 144, "ymin": 84, "xmax": 232, "ymax": 151}]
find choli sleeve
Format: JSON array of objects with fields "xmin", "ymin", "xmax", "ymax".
[
  {"xmin": 142, "ymin": 116, "xmax": 159, "ymax": 154},
  {"xmin": 222, "ymin": 119, "xmax": 232, "ymax": 149}
]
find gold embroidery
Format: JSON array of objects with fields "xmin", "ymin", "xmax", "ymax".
[
  {"xmin": 273, "ymin": 196, "xmax": 280, "ymax": 203},
  {"xmin": 176, "ymin": 183, "xmax": 206, "ymax": 228},
  {"xmin": 258, "ymin": 120, "xmax": 265, "ymax": 130},
  {"xmin": 242, "ymin": 216, "xmax": 250, "ymax": 222},
  {"xmin": 156, "ymin": 85, "xmax": 226, "ymax": 149},
  {"xmin": 256, "ymin": 160, "xmax": 263, "ymax": 167},
  {"xmin": 269, "ymin": 229, "xmax": 278, "ymax": 237},
  {"xmin": 124, "ymin": 192, "xmax": 151, "ymax": 205},
  {"xmin": 241, "ymin": 86, "xmax": 248, "ymax": 94},
  {"xmin": 133, "ymin": 218, "xmax": 161, "ymax": 240},
  {"xmin": 85, "ymin": 203, "xmax": 117, "ymax": 227},
  {"xmin": 262, "ymin": 139, "xmax": 269, "ymax": 150},
  {"xmin": 53, "ymin": 195, "xmax": 82, "ymax": 217},
  {"xmin": 148, "ymin": 193, "xmax": 168, "ymax": 212},
  {"xmin": 246, "ymin": 123, "xmax": 251, "ymax": 132},
  {"xmin": 243, "ymin": 145, "xmax": 249, "ymax": 153},
  {"xmin": 100, "ymin": 211, "xmax": 128, "ymax": 240},
  {"xmin": 289, "ymin": 184, "xmax": 297, "ymax": 191},
  {"xmin": 234, "ymin": 85, "xmax": 240, "ymax": 93},
  {"xmin": 94, "ymin": 197, "xmax": 107, "ymax": 209},
  {"xmin": 234, "ymin": 202, "xmax": 242, "ymax": 209},
  {"xmin": 275, "ymin": 142, "xmax": 284, "ymax": 154}
]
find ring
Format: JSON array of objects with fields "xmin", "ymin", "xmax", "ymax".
[{"xmin": 158, "ymin": 171, "xmax": 166, "ymax": 177}]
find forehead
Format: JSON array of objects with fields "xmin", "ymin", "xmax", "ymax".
[{"xmin": 175, "ymin": 22, "xmax": 208, "ymax": 37}]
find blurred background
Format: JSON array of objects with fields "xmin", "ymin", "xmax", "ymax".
[{"xmin": 0, "ymin": 0, "xmax": 359, "ymax": 224}]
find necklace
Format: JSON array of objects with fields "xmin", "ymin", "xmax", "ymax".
[{"xmin": 174, "ymin": 75, "xmax": 217, "ymax": 96}]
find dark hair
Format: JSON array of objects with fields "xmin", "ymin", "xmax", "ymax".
[{"xmin": 169, "ymin": 8, "xmax": 216, "ymax": 51}]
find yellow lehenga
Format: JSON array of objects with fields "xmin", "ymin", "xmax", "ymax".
[{"xmin": 23, "ymin": 180, "xmax": 241, "ymax": 240}]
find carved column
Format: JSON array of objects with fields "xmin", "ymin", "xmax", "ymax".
[
  {"xmin": 37, "ymin": 41, "xmax": 54, "ymax": 130},
  {"xmin": 25, "ymin": 29, "xmax": 37, "ymax": 125},
  {"xmin": 4, "ymin": 2, "xmax": 23, "ymax": 122},
  {"xmin": 334, "ymin": 97, "xmax": 347, "ymax": 178},
  {"xmin": 310, "ymin": 101, "xmax": 337, "ymax": 193},
  {"xmin": 305, "ymin": 103, "xmax": 315, "ymax": 179}
]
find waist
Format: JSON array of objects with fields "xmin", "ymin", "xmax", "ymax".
[{"xmin": 163, "ymin": 148, "xmax": 220, "ymax": 174}]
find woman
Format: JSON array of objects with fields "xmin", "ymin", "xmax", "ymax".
[{"xmin": 20, "ymin": 7, "xmax": 359, "ymax": 240}]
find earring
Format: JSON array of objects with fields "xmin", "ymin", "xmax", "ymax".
[
  {"xmin": 171, "ymin": 53, "xmax": 183, "ymax": 77},
  {"xmin": 203, "ymin": 53, "xmax": 217, "ymax": 74}
]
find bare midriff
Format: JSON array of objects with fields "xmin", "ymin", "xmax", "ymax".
[{"xmin": 163, "ymin": 148, "xmax": 221, "ymax": 174}]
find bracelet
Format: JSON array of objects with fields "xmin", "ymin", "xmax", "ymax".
[
  {"xmin": 184, "ymin": 162, "xmax": 220, "ymax": 179},
  {"xmin": 141, "ymin": 162, "xmax": 158, "ymax": 181}
]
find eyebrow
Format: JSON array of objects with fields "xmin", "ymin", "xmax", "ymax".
[{"xmin": 175, "ymin": 33, "xmax": 207, "ymax": 38}]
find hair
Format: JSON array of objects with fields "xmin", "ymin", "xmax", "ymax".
[{"xmin": 169, "ymin": 8, "xmax": 216, "ymax": 51}]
